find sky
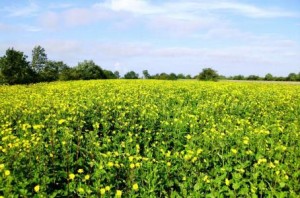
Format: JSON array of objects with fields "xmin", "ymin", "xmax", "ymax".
[{"xmin": 0, "ymin": 0, "xmax": 300, "ymax": 76}]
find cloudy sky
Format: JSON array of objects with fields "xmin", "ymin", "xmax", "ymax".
[{"xmin": 0, "ymin": 0, "xmax": 299, "ymax": 76}]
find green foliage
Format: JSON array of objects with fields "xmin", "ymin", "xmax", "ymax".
[
  {"xmin": 197, "ymin": 68, "xmax": 219, "ymax": 81},
  {"xmin": 143, "ymin": 70, "xmax": 151, "ymax": 79},
  {"xmin": 114, "ymin": 71, "xmax": 120, "ymax": 79},
  {"xmin": 246, "ymin": 75, "xmax": 261, "ymax": 81},
  {"xmin": 0, "ymin": 80, "xmax": 300, "ymax": 197},
  {"xmin": 124, "ymin": 71, "xmax": 139, "ymax": 79},
  {"xmin": 152, "ymin": 72, "xmax": 178, "ymax": 80},
  {"xmin": 0, "ymin": 48, "xmax": 36, "ymax": 85},
  {"xmin": 287, "ymin": 73, "xmax": 298, "ymax": 81},
  {"xmin": 232, "ymin": 75, "xmax": 245, "ymax": 80},
  {"xmin": 39, "ymin": 61, "xmax": 69, "ymax": 82},
  {"xmin": 103, "ymin": 70, "xmax": 118, "ymax": 79},
  {"xmin": 75, "ymin": 60, "xmax": 106, "ymax": 80},
  {"xmin": 31, "ymin": 45, "xmax": 47, "ymax": 74},
  {"xmin": 264, "ymin": 73, "xmax": 274, "ymax": 81}
]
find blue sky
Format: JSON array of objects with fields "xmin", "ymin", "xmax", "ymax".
[{"xmin": 0, "ymin": 0, "xmax": 299, "ymax": 76}]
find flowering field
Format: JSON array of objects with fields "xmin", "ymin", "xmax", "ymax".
[{"xmin": 0, "ymin": 80, "xmax": 300, "ymax": 197}]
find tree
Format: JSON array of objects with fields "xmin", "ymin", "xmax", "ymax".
[
  {"xmin": 114, "ymin": 71, "xmax": 120, "ymax": 79},
  {"xmin": 40, "ymin": 61, "xmax": 69, "ymax": 82},
  {"xmin": 232, "ymin": 75, "xmax": 245, "ymax": 80},
  {"xmin": 169, "ymin": 73, "xmax": 177, "ymax": 80},
  {"xmin": 177, "ymin": 73, "xmax": 186, "ymax": 79},
  {"xmin": 124, "ymin": 71, "xmax": 139, "ymax": 79},
  {"xmin": 143, "ymin": 70, "xmax": 151, "ymax": 79},
  {"xmin": 287, "ymin": 73, "xmax": 297, "ymax": 81},
  {"xmin": 59, "ymin": 67, "xmax": 77, "ymax": 81},
  {"xmin": 75, "ymin": 60, "xmax": 106, "ymax": 80},
  {"xmin": 197, "ymin": 68, "xmax": 219, "ymax": 81},
  {"xmin": 103, "ymin": 70, "xmax": 118, "ymax": 79},
  {"xmin": 0, "ymin": 48, "xmax": 36, "ymax": 84},
  {"xmin": 246, "ymin": 75, "xmax": 260, "ymax": 80},
  {"xmin": 31, "ymin": 45, "xmax": 47, "ymax": 74},
  {"xmin": 264, "ymin": 73, "xmax": 274, "ymax": 81}
]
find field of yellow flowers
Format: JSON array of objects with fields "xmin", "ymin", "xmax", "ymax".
[{"xmin": 0, "ymin": 80, "xmax": 300, "ymax": 197}]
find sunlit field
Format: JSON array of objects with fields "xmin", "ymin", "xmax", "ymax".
[{"xmin": 0, "ymin": 80, "xmax": 299, "ymax": 197}]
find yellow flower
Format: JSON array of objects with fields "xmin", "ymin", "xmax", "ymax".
[
  {"xmin": 78, "ymin": 169, "xmax": 84, "ymax": 173},
  {"xmin": 130, "ymin": 163, "xmax": 135, "ymax": 169},
  {"xmin": 116, "ymin": 190, "xmax": 122, "ymax": 197},
  {"xmin": 246, "ymin": 150, "xmax": 253, "ymax": 155},
  {"xmin": 243, "ymin": 139, "xmax": 249, "ymax": 145},
  {"xmin": 69, "ymin": 173, "xmax": 75, "ymax": 180},
  {"xmin": 58, "ymin": 119, "xmax": 66, "ymax": 125},
  {"xmin": 78, "ymin": 187, "xmax": 84, "ymax": 193},
  {"xmin": 100, "ymin": 188, "xmax": 106, "ymax": 195},
  {"xmin": 0, "ymin": 164, "xmax": 4, "ymax": 170},
  {"xmin": 225, "ymin": 178, "xmax": 230, "ymax": 186},
  {"xmin": 268, "ymin": 162, "xmax": 276, "ymax": 168},
  {"xmin": 84, "ymin": 174, "xmax": 90, "ymax": 180},
  {"xmin": 135, "ymin": 163, "xmax": 141, "ymax": 168},
  {"xmin": 4, "ymin": 170, "xmax": 10, "ymax": 176},
  {"xmin": 105, "ymin": 186, "xmax": 111, "ymax": 191},
  {"xmin": 231, "ymin": 148, "xmax": 238, "ymax": 154},
  {"xmin": 108, "ymin": 162, "xmax": 114, "ymax": 167},
  {"xmin": 257, "ymin": 158, "xmax": 267, "ymax": 164},
  {"xmin": 192, "ymin": 157, "xmax": 198, "ymax": 163},
  {"xmin": 165, "ymin": 151, "xmax": 171, "ymax": 158},
  {"xmin": 186, "ymin": 134, "xmax": 192, "ymax": 140},
  {"xmin": 34, "ymin": 185, "xmax": 40, "ymax": 192},
  {"xmin": 196, "ymin": 148, "xmax": 203, "ymax": 155},
  {"xmin": 129, "ymin": 156, "xmax": 134, "ymax": 162},
  {"xmin": 167, "ymin": 162, "xmax": 171, "ymax": 167},
  {"xmin": 132, "ymin": 183, "xmax": 139, "ymax": 191}
]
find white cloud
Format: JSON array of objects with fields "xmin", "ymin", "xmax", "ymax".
[
  {"xmin": 4, "ymin": 0, "xmax": 39, "ymax": 17},
  {"xmin": 39, "ymin": 6, "xmax": 114, "ymax": 29},
  {"xmin": 100, "ymin": 0, "xmax": 299, "ymax": 19},
  {"xmin": 39, "ymin": 12, "xmax": 60, "ymax": 30},
  {"xmin": 0, "ymin": 22, "xmax": 41, "ymax": 32},
  {"xmin": 97, "ymin": 0, "xmax": 163, "ymax": 15},
  {"xmin": 48, "ymin": 3, "xmax": 74, "ymax": 10},
  {"xmin": 211, "ymin": 2, "xmax": 299, "ymax": 18}
]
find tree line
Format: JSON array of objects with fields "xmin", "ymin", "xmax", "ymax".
[{"xmin": 0, "ymin": 46, "xmax": 299, "ymax": 85}]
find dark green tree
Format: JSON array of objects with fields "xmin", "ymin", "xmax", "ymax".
[
  {"xmin": 169, "ymin": 73, "xmax": 177, "ymax": 80},
  {"xmin": 114, "ymin": 71, "xmax": 120, "ymax": 79},
  {"xmin": 287, "ymin": 73, "xmax": 297, "ymax": 81},
  {"xmin": 246, "ymin": 75, "xmax": 261, "ymax": 80},
  {"xmin": 264, "ymin": 73, "xmax": 274, "ymax": 81},
  {"xmin": 232, "ymin": 75, "xmax": 245, "ymax": 80},
  {"xmin": 0, "ymin": 48, "xmax": 36, "ymax": 84},
  {"xmin": 103, "ymin": 70, "xmax": 118, "ymax": 79},
  {"xmin": 186, "ymin": 74, "xmax": 192, "ymax": 79},
  {"xmin": 177, "ymin": 73, "xmax": 186, "ymax": 79},
  {"xmin": 143, "ymin": 70, "xmax": 151, "ymax": 79},
  {"xmin": 75, "ymin": 60, "xmax": 106, "ymax": 80},
  {"xmin": 40, "ymin": 61, "xmax": 69, "ymax": 82},
  {"xmin": 31, "ymin": 45, "xmax": 47, "ymax": 74},
  {"xmin": 124, "ymin": 71, "xmax": 139, "ymax": 79},
  {"xmin": 59, "ymin": 67, "xmax": 77, "ymax": 81},
  {"xmin": 197, "ymin": 68, "xmax": 219, "ymax": 81}
]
